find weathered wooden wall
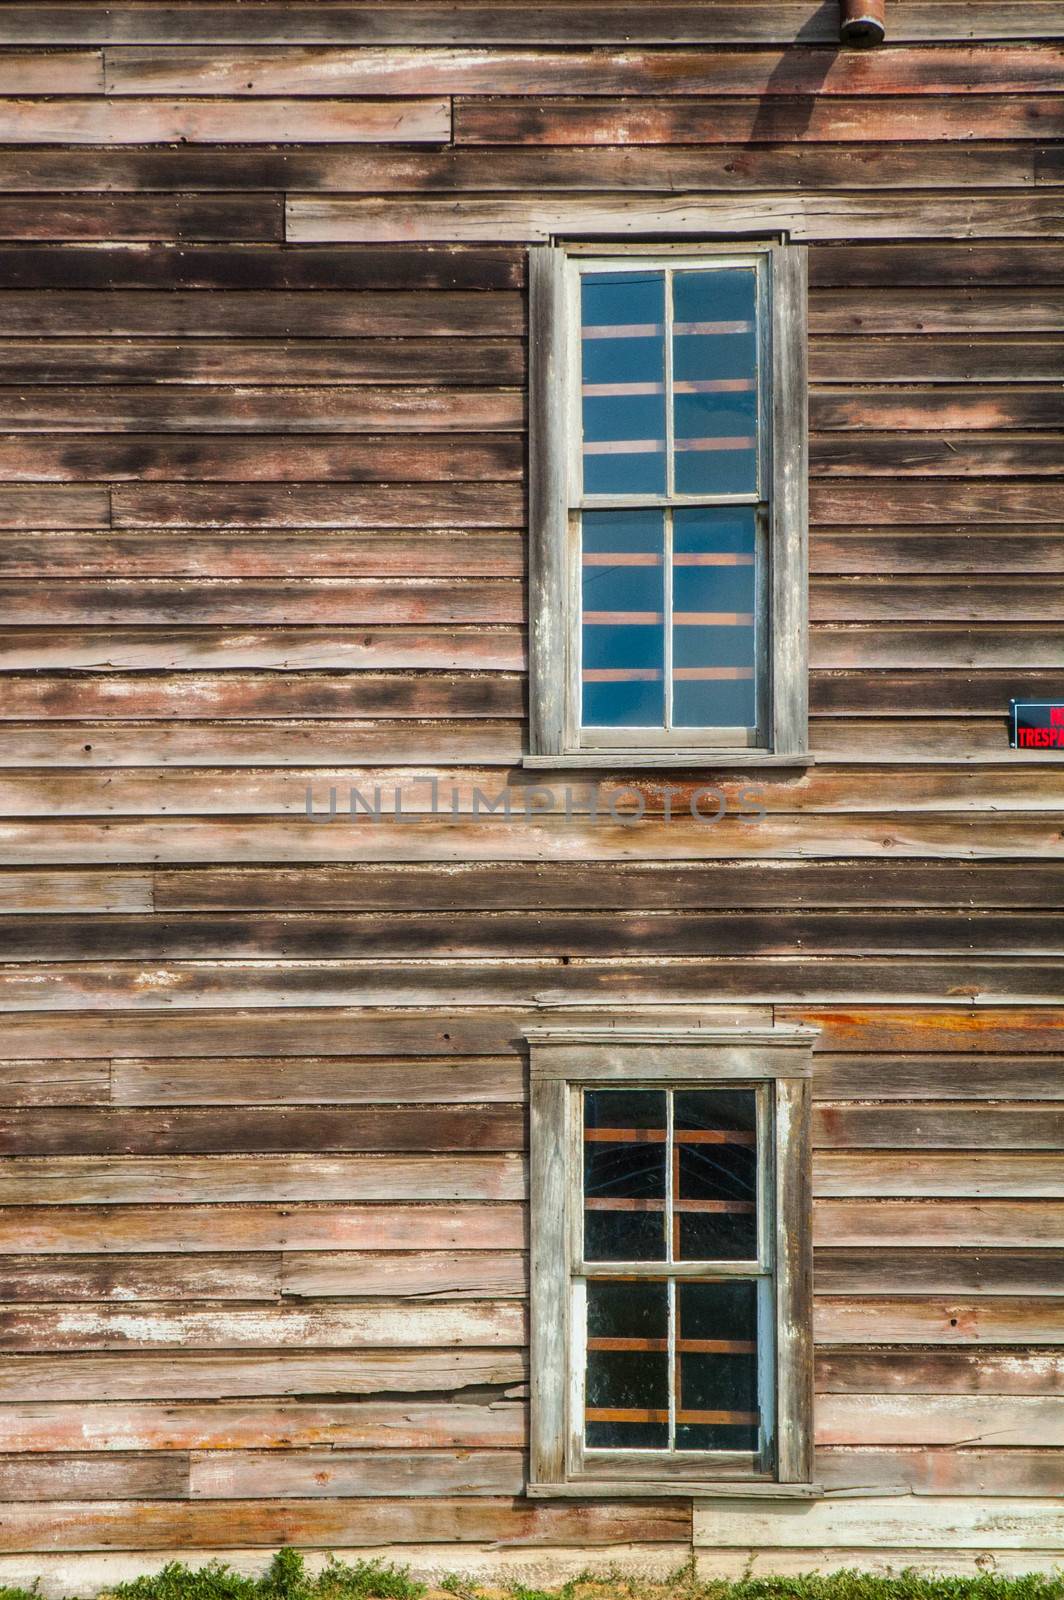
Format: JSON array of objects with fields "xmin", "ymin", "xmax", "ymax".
[{"xmin": 0, "ymin": 0, "xmax": 1062, "ymax": 1584}]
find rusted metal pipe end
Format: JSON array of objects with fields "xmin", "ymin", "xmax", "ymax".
[{"xmin": 840, "ymin": 0, "xmax": 885, "ymax": 44}]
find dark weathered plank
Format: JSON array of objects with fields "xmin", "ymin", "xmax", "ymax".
[
  {"xmin": 812, "ymin": 575, "xmax": 1064, "ymax": 619},
  {"xmin": 812, "ymin": 435, "xmax": 1064, "ymax": 476},
  {"xmin": 0, "ymin": 1454, "xmax": 187, "ymax": 1501},
  {"xmin": 817, "ymin": 1349, "xmax": 1064, "ymax": 1394},
  {"xmin": 0, "ymin": 1302, "xmax": 526, "ymax": 1352},
  {"xmin": 810, "ymin": 244, "xmax": 1064, "ymax": 287},
  {"xmin": 810, "ymin": 338, "xmax": 1064, "ymax": 382},
  {"xmin": 0, "ymin": 1254, "xmax": 282, "ymax": 1303},
  {"xmin": 0, "ymin": 1347, "xmax": 529, "ymax": 1400},
  {"xmin": 812, "ymin": 388, "xmax": 1064, "ymax": 431},
  {"xmin": 0, "ymin": 291, "xmax": 522, "ymax": 336},
  {"xmin": 0, "ymin": 1061, "xmax": 110, "ymax": 1107},
  {"xmin": 0, "ymin": 582, "xmax": 523, "ymax": 626},
  {"xmin": 287, "ymin": 193, "xmax": 1064, "ymax": 244},
  {"xmin": 811, "ymin": 533, "xmax": 1064, "ymax": 574},
  {"xmin": 817, "ymin": 1447, "xmax": 1064, "ymax": 1496},
  {"xmin": 0, "ymin": 386, "xmax": 523, "ymax": 435},
  {"xmin": 103, "ymin": 44, "xmax": 1064, "ymax": 97},
  {"xmin": 0, "ymin": 1153, "xmax": 526, "ymax": 1205},
  {"xmin": 0, "ymin": 535, "xmax": 523, "ymax": 579},
  {"xmin": 0, "ymin": 671, "xmax": 523, "ymax": 716},
  {"xmin": 0, "ymin": 197, "xmax": 283, "ymax": 241},
  {"xmin": 815, "ymin": 1295, "xmax": 1064, "ymax": 1344},
  {"xmin": 816, "ymin": 1055, "xmax": 1064, "ymax": 1101},
  {"xmin": 188, "ymin": 1449, "xmax": 527, "ymax": 1498},
  {"xmin": 1, "ymin": 1105, "xmax": 525, "ymax": 1156},
  {"xmin": 2, "ymin": 911, "xmax": 1061, "ymax": 959},
  {"xmin": 786, "ymin": 1006, "xmax": 1064, "ymax": 1054},
  {"xmin": 816, "ymin": 1198, "xmax": 1064, "ymax": 1249},
  {"xmin": 0, "ymin": 625, "xmax": 525, "ymax": 671},
  {"xmin": 0, "ymin": 339, "xmax": 524, "ymax": 386},
  {"xmin": 0, "ymin": 245, "xmax": 525, "ymax": 291},
  {"xmin": 815, "ymin": 1248, "xmax": 1064, "ymax": 1295},
  {"xmin": 813, "ymin": 1105, "xmax": 1064, "ymax": 1151},
  {"xmin": 811, "ymin": 293, "xmax": 1064, "ymax": 335},
  {"xmin": 455, "ymin": 94, "xmax": 1064, "ymax": 145},
  {"xmin": 112, "ymin": 1057, "xmax": 525, "ymax": 1106},
  {"xmin": 0, "ymin": 434, "xmax": 523, "ymax": 483},
  {"xmin": 0, "ymin": 956, "xmax": 1060, "ymax": 1013},
  {"xmin": 0, "ymin": 486, "xmax": 109, "ymax": 529},
  {"xmin": 0, "ymin": 1398, "xmax": 526, "ymax": 1451},
  {"xmin": 0, "ymin": 98, "xmax": 451, "ymax": 145},
  {"xmin": 0, "ymin": 50, "xmax": 102, "ymax": 89},
  {"xmin": 0, "ymin": 142, "xmax": 1048, "ymax": 190},
  {"xmin": 0, "ymin": 1497, "xmax": 689, "ymax": 1551},
  {"xmin": 155, "ymin": 862, "xmax": 1064, "ymax": 912},
  {"xmin": 1, "ymin": 5, "xmax": 1059, "ymax": 45},
  {"xmin": 0, "ymin": 1201, "xmax": 526, "ymax": 1254}
]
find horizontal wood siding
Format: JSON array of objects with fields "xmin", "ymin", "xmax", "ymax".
[{"xmin": 0, "ymin": 0, "xmax": 1061, "ymax": 1580}]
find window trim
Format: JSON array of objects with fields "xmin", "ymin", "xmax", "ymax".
[
  {"xmin": 527, "ymin": 238, "xmax": 809, "ymax": 769},
  {"xmin": 526, "ymin": 1023, "xmax": 818, "ymax": 1499}
]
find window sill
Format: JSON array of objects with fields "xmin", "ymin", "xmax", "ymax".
[
  {"xmin": 528, "ymin": 1482, "xmax": 821, "ymax": 1500},
  {"xmin": 522, "ymin": 751, "xmax": 815, "ymax": 770}
]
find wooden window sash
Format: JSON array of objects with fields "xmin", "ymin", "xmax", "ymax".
[
  {"xmin": 527, "ymin": 1025, "xmax": 817, "ymax": 1499},
  {"xmin": 527, "ymin": 239, "xmax": 808, "ymax": 768}
]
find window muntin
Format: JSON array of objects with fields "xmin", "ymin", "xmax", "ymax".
[
  {"xmin": 577, "ymin": 1083, "xmax": 773, "ymax": 1473},
  {"xmin": 574, "ymin": 254, "xmax": 768, "ymax": 748}
]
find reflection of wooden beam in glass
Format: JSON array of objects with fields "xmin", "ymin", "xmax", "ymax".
[
  {"xmin": 677, "ymin": 1340, "xmax": 756, "ymax": 1355},
  {"xmin": 676, "ymin": 1409, "xmax": 759, "ymax": 1425},
  {"xmin": 674, "ymin": 435, "xmax": 756, "ymax": 452},
  {"xmin": 585, "ymin": 1408, "xmax": 669, "ymax": 1423},
  {"xmin": 582, "ymin": 323, "xmax": 664, "ymax": 339},
  {"xmin": 583, "ymin": 669, "xmax": 663, "ymax": 682},
  {"xmin": 585, "ymin": 1127, "xmax": 667, "ymax": 1140},
  {"xmin": 674, "ymin": 1129, "xmax": 756, "ymax": 1144},
  {"xmin": 583, "ymin": 438, "xmax": 665, "ymax": 455},
  {"xmin": 585, "ymin": 1198, "xmax": 753, "ymax": 1213},
  {"xmin": 583, "ymin": 381, "xmax": 665, "ymax": 396},
  {"xmin": 673, "ymin": 553, "xmax": 754, "ymax": 567},
  {"xmin": 584, "ymin": 610, "xmax": 664, "ymax": 624},
  {"xmin": 674, "ymin": 611, "xmax": 754, "ymax": 625},
  {"xmin": 674, "ymin": 320, "xmax": 754, "ymax": 335},
  {"xmin": 674, "ymin": 379, "xmax": 754, "ymax": 393},
  {"xmin": 674, "ymin": 667, "xmax": 755, "ymax": 682},
  {"xmin": 582, "ymin": 552, "xmax": 663, "ymax": 566},
  {"xmin": 587, "ymin": 1337, "xmax": 668, "ymax": 1352}
]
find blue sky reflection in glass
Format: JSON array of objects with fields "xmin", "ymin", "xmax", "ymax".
[
  {"xmin": 673, "ymin": 506, "xmax": 757, "ymax": 728},
  {"xmin": 582, "ymin": 508, "xmax": 665, "ymax": 727},
  {"xmin": 673, "ymin": 268, "xmax": 758, "ymax": 497},
  {"xmin": 581, "ymin": 271, "xmax": 666, "ymax": 496}
]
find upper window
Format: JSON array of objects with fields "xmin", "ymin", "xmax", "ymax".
[
  {"xmin": 526, "ymin": 1023, "xmax": 816, "ymax": 1497},
  {"xmin": 528, "ymin": 242, "xmax": 808, "ymax": 766}
]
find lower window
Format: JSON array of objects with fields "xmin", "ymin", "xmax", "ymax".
[{"xmin": 526, "ymin": 1024, "xmax": 816, "ymax": 1496}]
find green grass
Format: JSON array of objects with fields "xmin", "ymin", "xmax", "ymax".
[{"xmin": 6, "ymin": 1555, "xmax": 1064, "ymax": 1600}]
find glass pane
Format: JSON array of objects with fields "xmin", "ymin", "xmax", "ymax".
[
  {"xmin": 581, "ymin": 270, "xmax": 667, "ymax": 496},
  {"xmin": 674, "ymin": 1088, "xmax": 758, "ymax": 1260},
  {"xmin": 583, "ymin": 1088, "xmax": 667, "ymax": 1262},
  {"xmin": 582, "ymin": 508, "xmax": 665, "ymax": 729},
  {"xmin": 672, "ymin": 268, "xmax": 758, "ymax": 497},
  {"xmin": 585, "ymin": 1279, "xmax": 669, "ymax": 1449},
  {"xmin": 675, "ymin": 1280, "xmax": 760, "ymax": 1452},
  {"xmin": 672, "ymin": 506, "xmax": 757, "ymax": 730}
]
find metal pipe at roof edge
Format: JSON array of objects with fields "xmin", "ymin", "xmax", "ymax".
[{"xmin": 839, "ymin": 0, "xmax": 886, "ymax": 45}]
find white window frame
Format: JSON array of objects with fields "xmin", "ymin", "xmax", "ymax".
[
  {"xmin": 526, "ymin": 1023, "xmax": 817, "ymax": 1499},
  {"xmin": 527, "ymin": 239, "xmax": 809, "ymax": 769}
]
